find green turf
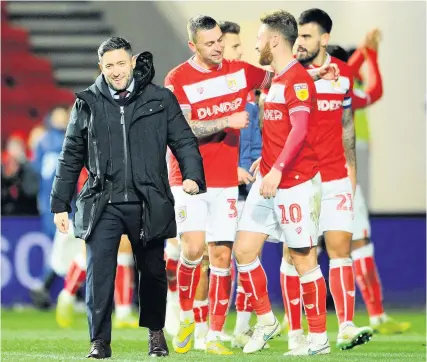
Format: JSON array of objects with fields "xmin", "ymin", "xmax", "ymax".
[{"xmin": 1, "ymin": 308, "xmax": 426, "ymax": 361}]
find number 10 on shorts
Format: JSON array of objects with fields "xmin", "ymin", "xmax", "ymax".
[{"xmin": 278, "ymin": 204, "xmax": 302, "ymax": 224}]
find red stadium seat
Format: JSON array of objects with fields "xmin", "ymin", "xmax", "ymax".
[
  {"xmin": 3, "ymin": 53, "xmax": 55, "ymax": 88},
  {"xmin": 1, "ymin": 25, "xmax": 30, "ymax": 53},
  {"xmin": 25, "ymin": 85, "xmax": 76, "ymax": 117},
  {"xmin": 1, "ymin": 86, "xmax": 39, "ymax": 120}
]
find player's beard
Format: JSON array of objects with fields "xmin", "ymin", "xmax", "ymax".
[
  {"xmin": 259, "ymin": 43, "xmax": 273, "ymax": 66},
  {"xmin": 296, "ymin": 43, "xmax": 321, "ymax": 66},
  {"xmin": 106, "ymin": 69, "xmax": 134, "ymax": 92}
]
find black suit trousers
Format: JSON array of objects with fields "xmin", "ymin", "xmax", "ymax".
[{"xmin": 85, "ymin": 203, "xmax": 166, "ymax": 342}]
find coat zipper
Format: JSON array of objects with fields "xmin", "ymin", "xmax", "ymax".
[{"xmin": 120, "ymin": 106, "xmax": 128, "ymax": 202}]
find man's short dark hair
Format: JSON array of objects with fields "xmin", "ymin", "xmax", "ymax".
[
  {"xmin": 187, "ymin": 15, "xmax": 218, "ymax": 42},
  {"xmin": 219, "ymin": 21, "xmax": 240, "ymax": 35},
  {"xmin": 260, "ymin": 10, "xmax": 298, "ymax": 47},
  {"xmin": 298, "ymin": 8, "xmax": 333, "ymax": 34},
  {"xmin": 98, "ymin": 37, "xmax": 132, "ymax": 60},
  {"xmin": 326, "ymin": 45, "xmax": 349, "ymax": 62}
]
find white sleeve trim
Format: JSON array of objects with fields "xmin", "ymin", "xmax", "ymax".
[
  {"xmin": 260, "ymin": 71, "xmax": 272, "ymax": 89},
  {"xmin": 180, "ymin": 104, "xmax": 191, "ymax": 110},
  {"xmin": 289, "ymin": 106, "xmax": 311, "ymax": 114}
]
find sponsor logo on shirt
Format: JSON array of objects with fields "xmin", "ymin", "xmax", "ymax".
[
  {"xmin": 317, "ymin": 99, "xmax": 343, "ymax": 111},
  {"xmin": 197, "ymin": 98, "xmax": 243, "ymax": 119},
  {"xmin": 263, "ymin": 109, "xmax": 283, "ymax": 121}
]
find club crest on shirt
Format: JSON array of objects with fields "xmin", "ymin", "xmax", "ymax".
[
  {"xmin": 176, "ymin": 206, "xmax": 187, "ymax": 223},
  {"xmin": 331, "ymin": 79, "xmax": 341, "ymax": 89},
  {"xmin": 294, "ymin": 83, "xmax": 309, "ymax": 101},
  {"xmin": 226, "ymin": 76, "xmax": 238, "ymax": 92}
]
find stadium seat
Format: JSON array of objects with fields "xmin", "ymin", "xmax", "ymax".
[
  {"xmin": 27, "ymin": 85, "xmax": 75, "ymax": 118},
  {"xmin": 2, "ymin": 53, "xmax": 55, "ymax": 88},
  {"xmin": 1, "ymin": 24, "xmax": 30, "ymax": 54},
  {"xmin": 1, "ymin": 86, "xmax": 39, "ymax": 120}
]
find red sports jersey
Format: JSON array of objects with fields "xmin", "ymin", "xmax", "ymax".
[
  {"xmin": 260, "ymin": 59, "xmax": 318, "ymax": 188},
  {"xmin": 165, "ymin": 57, "xmax": 270, "ymax": 187},
  {"xmin": 310, "ymin": 55, "xmax": 353, "ymax": 182}
]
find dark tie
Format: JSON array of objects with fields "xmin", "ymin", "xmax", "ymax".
[{"xmin": 116, "ymin": 90, "xmax": 129, "ymax": 99}]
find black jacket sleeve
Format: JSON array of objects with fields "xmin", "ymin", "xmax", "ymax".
[
  {"xmin": 50, "ymin": 99, "xmax": 87, "ymax": 213},
  {"xmin": 165, "ymin": 89, "xmax": 207, "ymax": 194}
]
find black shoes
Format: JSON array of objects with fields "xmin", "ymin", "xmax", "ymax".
[
  {"xmin": 148, "ymin": 329, "xmax": 169, "ymax": 357},
  {"xmin": 86, "ymin": 331, "xmax": 168, "ymax": 358},
  {"xmin": 87, "ymin": 340, "xmax": 112, "ymax": 359}
]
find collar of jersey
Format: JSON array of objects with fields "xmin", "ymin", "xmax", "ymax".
[
  {"xmin": 308, "ymin": 53, "xmax": 332, "ymax": 69},
  {"xmin": 274, "ymin": 59, "xmax": 298, "ymax": 79},
  {"xmin": 188, "ymin": 56, "xmax": 223, "ymax": 73}
]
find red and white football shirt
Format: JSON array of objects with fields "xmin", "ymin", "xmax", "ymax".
[
  {"xmin": 309, "ymin": 54, "xmax": 353, "ymax": 182},
  {"xmin": 165, "ymin": 57, "xmax": 271, "ymax": 188},
  {"xmin": 260, "ymin": 59, "xmax": 319, "ymax": 188}
]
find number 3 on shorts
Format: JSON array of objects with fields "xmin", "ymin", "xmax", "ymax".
[{"xmin": 227, "ymin": 198, "xmax": 238, "ymax": 218}]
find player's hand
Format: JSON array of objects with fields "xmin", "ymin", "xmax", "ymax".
[
  {"xmin": 183, "ymin": 179, "xmax": 199, "ymax": 195},
  {"xmin": 238, "ymin": 167, "xmax": 255, "ymax": 185},
  {"xmin": 365, "ymin": 28, "xmax": 382, "ymax": 52},
  {"xmin": 259, "ymin": 168, "xmax": 282, "ymax": 199},
  {"xmin": 318, "ymin": 63, "xmax": 340, "ymax": 81},
  {"xmin": 54, "ymin": 212, "xmax": 69, "ymax": 234},
  {"xmin": 228, "ymin": 111, "xmax": 249, "ymax": 129},
  {"xmin": 249, "ymin": 157, "xmax": 261, "ymax": 176}
]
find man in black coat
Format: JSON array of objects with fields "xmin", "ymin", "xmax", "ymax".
[{"xmin": 51, "ymin": 37, "xmax": 206, "ymax": 359}]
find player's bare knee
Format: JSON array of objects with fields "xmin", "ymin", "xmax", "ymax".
[
  {"xmin": 183, "ymin": 245, "xmax": 204, "ymax": 261},
  {"xmin": 233, "ymin": 243, "xmax": 257, "ymax": 265},
  {"xmin": 325, "ymin": 231, "xmax": 352, "ymax": 259},
  {"xmin": 180, "ymin": 232, "xmax": 205, "ymax": 261},
  {"xmin": 208, "ymin": 241, "xmax": 232, "ymax": 268},
  {"xmin": 289, "ymin": 246, "xmax": 318, "ymax": 274}
]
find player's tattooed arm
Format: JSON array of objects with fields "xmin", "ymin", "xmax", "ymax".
[
  {"xmin": 342, "ymin": 107, "xmax": 356, "ymax": 170},
  {"xmin": 342, "ymin": 107, "xmax": 357, "ymax": 194},
  {"xmin": 182, "ymin": 108, "xmax": 228, "ymax": 139}
]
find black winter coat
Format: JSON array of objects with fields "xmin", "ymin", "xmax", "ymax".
[{"xmin": 50, "ymin": 52, "xmax": 206, "ymax": 243}]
